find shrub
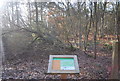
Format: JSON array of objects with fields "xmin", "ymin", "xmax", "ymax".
[{"xmin": 103, "ymin": 43, "xmax": 112, "ymax": 50}]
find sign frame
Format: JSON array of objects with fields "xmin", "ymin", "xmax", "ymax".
[{"xmin": 47, "ymin": 55, "xmax": 80, "ymax": 74}]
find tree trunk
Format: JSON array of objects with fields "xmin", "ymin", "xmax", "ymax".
[
  {"xmin": 28, "ymin": 1, "xmax": 31, "ymax": 24},
  {"xmin": 16, "ymin": 2, "xmax": 19, "ymax": 25},
  {"xmin": 94, "ymin": 2, "xmax": 98, "ymax": 59},
  {"xmin": 116, "ymin": 2, "xmax": 120, "ymax": 42},
  {"xmin": 35, "ymin": 2, "xmax": 38, "ymax": 25},
  {"xmin": 110, "ymin": 42, "xmax": 120, "ymax": 79},
  {"xmin": 84, "ymin": 2, "xmax": 93, "ymax": 51}
]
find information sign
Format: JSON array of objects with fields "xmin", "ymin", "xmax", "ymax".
[{"xmin": 47, "ymin": 55, "xmax": 79, "ymax": 74}]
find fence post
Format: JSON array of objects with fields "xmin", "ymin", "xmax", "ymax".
[{"xmin": 110, "ymin": 42, "xmax": 120, "ymax": 79}]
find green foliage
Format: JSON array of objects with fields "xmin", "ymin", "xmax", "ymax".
[
  {"xmin": 87, "ymin": 54, "xmax": 94, "ymax": 58},
  {"xmin": 103, "ymin": 43, "xmax": 112, "ymax": 50},
  {"xmin": 96, "ymin": 41, "xmax": 100, "ymax": 45},
  {"xmin": 66, "ymin": 44, "xmax": 76, "ymax": 52},
  {"xmin": 32, "ymin": 33, "xmax": 36, "ymax": 37},
  {"xmin": 87, "ymin": 43, "xmax": 90, "ymax": 46}
]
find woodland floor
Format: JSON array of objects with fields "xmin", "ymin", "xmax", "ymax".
[{"xmin": 2, "ymin": 41, "xmax": 112, "ymax": 79}]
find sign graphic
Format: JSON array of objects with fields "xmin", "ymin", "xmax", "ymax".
[{"xmin": 53, "ymin": 58, "xmax": 75, "ymax": 70}]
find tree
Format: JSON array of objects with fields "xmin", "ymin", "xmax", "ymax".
[{"xmin": 93, "ymin": 2, "xmax": 98, "ymax": 59}]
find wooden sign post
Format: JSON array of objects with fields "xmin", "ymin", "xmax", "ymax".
[{"xmin": 47, "ymin": 55, "xmax": 80, "ymax": 79}]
